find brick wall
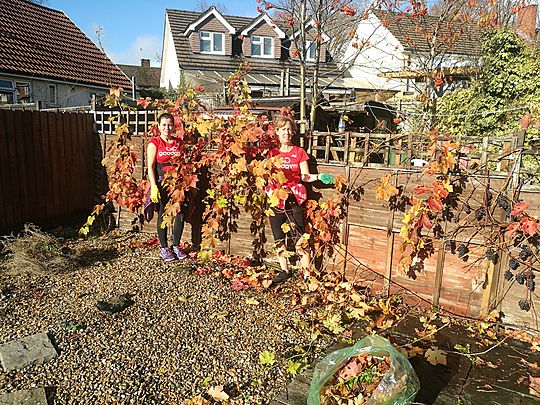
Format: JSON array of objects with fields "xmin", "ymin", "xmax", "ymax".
[
  {"xmin": 197, "ymin": 16, "xmax": 232, "ymax": 55},
  {"xmin": 189, "ymin": 32, "xmax": 200, "ymax": 53}
]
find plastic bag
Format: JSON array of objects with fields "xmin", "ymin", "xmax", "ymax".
[{"xmin": 308, "ymin": 335, "xmax": 420, "ymax": 405}]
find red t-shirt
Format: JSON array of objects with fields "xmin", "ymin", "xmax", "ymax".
[
  {"xmin": 268, "ymin": 146, "xmax": 309, "ymax": 188},
  {"xmin": 267, "ymin": 146, "xmax": 309, "ymax": 208},
  {"xmin": 149, "ymin": 136, "xmax": 183, "ymax": 163}
]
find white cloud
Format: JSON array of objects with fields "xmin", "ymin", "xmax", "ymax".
[{"xmin": 108, "ymin": 35, "xmax": 162, "ymax": 67}]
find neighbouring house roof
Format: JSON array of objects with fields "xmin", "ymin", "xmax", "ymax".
[
  {"xmin": 373, "ymin": 9, "xmax": 483, "ymax": 57},
  {"xmin": 118, "ymin": 61, "xmax": 161, "ymax": 89},
  {"xmin": 0, "ymin": 0, "xmax": 131, "ymax": 89},
  {"xmin": 183, "ymin": 7, "xmax": 237, "ymax": 36},
  {"xmin": 167, "ymin": 9, "xmax": 301, "ymax": 73},
  {"xmin": 240, "ymin": 13, "xmax": 286, "ymax": 38}
]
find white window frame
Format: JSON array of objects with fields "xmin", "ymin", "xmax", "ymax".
[
  {"xmin": 47, "ymin": 84, "xmax": 57, "ymax": 105},
  {"xmin": 306, "ymin": 40, "xmax": 317, "ymax": 62},
  {"xmin": 16, "ymin": 82, "xmax": 31, "ymax": 103},
  {"xmin": 200, "ymin": 31, "xmax": 225, "ymax": 55},
  {"xmin": 0, "ymin": 79, "xmax": 15, "ymax": 104},
  {"xmin": 251, "ymin": 35, "xmax": 274, "ymax": 58}
]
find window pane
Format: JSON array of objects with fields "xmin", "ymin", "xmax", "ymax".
[
  {"xmin": 201, "ymin": 38, "xmax": 211, "ymax": 52},
  {"xmin": 16, "ymin": 82, "xmax": 30, "ymax": 102},
  {"xmin": 263, "ymin": 37, "xmax": 272, "ymax": 55},
  {"xmin": 213, "ymin": 33, "xmax": 223, "ymax": 52},
  {"xmin": 0, "ymin": 79, "xmax": 13, "ymax": 89},
  {"xmin": 0, "ymin": 91, "xmax": 14, "ymax": 104},
  {"xmin": 252, "ymin": 43, "xmax": 261, "ymax": 55},
  {"xmin": 48, "ymin": 85, "xmax": 56, "ymax": 104},
  {"xmin": 201, "ymin": 31, "xmax": 210, "ymax": 38},
  {"xmin": 308, "ymin": 42, "xmax": 316, "ymax": 59}
]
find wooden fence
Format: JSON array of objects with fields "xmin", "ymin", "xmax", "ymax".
[
  {"xmin": 95, "ymin": 111, "xmax": 540, "ymax": 328},
  {"xmin": 0, "ymin": 110, "xmax": 95, "ymax": 232}
]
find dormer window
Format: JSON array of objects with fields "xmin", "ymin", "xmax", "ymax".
[
  {"xmin": 200, "ymin": 31, "xmax": 224, "ymax": 54},
  {"xmin": 306, "ymin": 41, "xmax": 317, "ymax": 61},
  {"xmin": 251, "ymin": 36, "xmax": 273, "ymax": 57}
]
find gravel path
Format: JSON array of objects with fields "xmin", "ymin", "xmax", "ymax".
[{"xmin": 0, "ymin": 234, "xmax": 329, "ymax": 403}]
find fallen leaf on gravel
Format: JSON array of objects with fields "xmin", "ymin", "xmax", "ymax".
[
  {"xmin": 262, "ymin": 279, "xmax": 272, "ymax": 289},
  {"xmin": 521, "ymin": 359, "xmax": 540, "ymax": 372},
  {"xmin": 529, "ymin": 375, "xmax": 540, "ymax": 398},
  {"xmin": 178, "ymin": 295, "xmax": 187, "ymax": 303},
  {"xmin": 245, "ymin": 298, "xmax": 259, "ymax": 305},
  {"xmin": 208, "ymin": 385, "xmax": 230, "ymax": 401},
  {"xmin": 209, "ymin": 311, "xmax": 229, "ymax": 319},
  {"xmin": 259, "ymin": 350, "xmax": 276, "ymax": 365},
  {"xmin": 187, "ymin": 395, "xmax": 210, "ymax": 405},
  {"xmin": 425, "ymin": 347, "xmax": 447, "ymax": 365}
]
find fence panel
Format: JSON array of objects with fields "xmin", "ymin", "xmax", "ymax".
[
  {"xmin": 95, "ymin": 112, "xmax": 539, "ymax": 326},
  {"xmin": 0, "ymin": 110, "xmax": 95, "ymax": 232}
]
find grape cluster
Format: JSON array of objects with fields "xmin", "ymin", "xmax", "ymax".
[
  {"xmin": 457, "ymin": 244, "xmax": 469, "ymax": 260},
  {"xmin": 444, "ymin": 240, "xmax": 455, "ymax": 253},
  {"xmin": 504, "ymin": 270, "xmax": 514, "ymax": 281},
  {"xmin": 485, "ymin": 248, "xmax": 498, "ymax": 263},
  {"xmin": 496, "ymin": 194, "xmax": 511, "ymax": 217},
  {"xmin": 508, "ymin": 258, "xmax": 520, "ymax": 270},
  {"xmin": 475, "ymin": 207, "xmax": 485, "ymax": 220},
  {"xmin": 527, "ymin": 279, "xmax": 536, "ymax": 292},
  {"xmin": 518, "ymin": 299, "xmax": 531, "ymax": 312},
  {"xmin": 516, "ymin": 273, "xmax": 525, "ymax": 285},
  {"xmin": 519, "ymin": 246, "xmax": 532, "ymax": 260}
]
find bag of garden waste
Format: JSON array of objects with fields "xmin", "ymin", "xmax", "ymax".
[{"xmin": 308, "ymin": 335, "xmax": 420, "ymax": 404}]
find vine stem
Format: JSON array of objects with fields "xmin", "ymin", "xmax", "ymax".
[{"xmin": 451, "ymin": 336, "xmax": 508, "ymax": 357}]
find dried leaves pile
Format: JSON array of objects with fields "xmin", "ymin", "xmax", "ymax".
[
  {"xmin": 321, "ymin": 354, "xmax": 390, "ymax": 404},
  {"xmin": 0, "ymin": 224, "xmax": 77, "ymax": 275}
]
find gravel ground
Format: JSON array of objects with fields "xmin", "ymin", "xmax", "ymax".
[{"xmin": 0, "ymin": 233, "xmax": 331, "ymax": 404}]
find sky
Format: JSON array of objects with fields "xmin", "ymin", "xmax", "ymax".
[{"xmin": 46, "ymin": 0, "xmax": 260, "ymax": 67}]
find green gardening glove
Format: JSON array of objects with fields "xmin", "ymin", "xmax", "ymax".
[{"xmin": 318, "ymin": 173, "xmax": 335, "ymax": 185}]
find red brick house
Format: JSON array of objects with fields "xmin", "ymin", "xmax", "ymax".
[{"xmin": 160, "ymin": 7, "xmax": 349, "ymax": 102}]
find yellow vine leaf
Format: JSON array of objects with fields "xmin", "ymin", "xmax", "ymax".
[
  {"xmin": 376, "ymin": 174, "xmax": 398, "ymax": 201},
  {"xmin": 281, "ymin": 223, "xmax": 291, "ymax": 233}
]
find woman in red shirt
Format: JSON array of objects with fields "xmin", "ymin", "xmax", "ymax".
[
  {"xmin": 146, "ymin": 113, "xmax": 187, "ymax": 262},
  {"xmin": 267, "ymin": 116, "xmax": 333, "ymax": 284}
]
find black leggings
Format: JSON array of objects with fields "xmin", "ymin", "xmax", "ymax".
[
  {"xmin": 269, "ymin": 203, "xmax": 305, "ymax": 245},
  {"xmin": 156, "ymin": 189, "xmax": 184, "ymax": 248}
]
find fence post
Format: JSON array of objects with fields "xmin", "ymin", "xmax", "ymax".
[
  {"xmin": 324, "ymin": 133, "xmax": 330, "ymax": 163},
  {"xmin": 510, "ymin": 130, "xmax": 526, "ymax": 193},
  {"xmin": 383, "ymin": 174, "xmax": 397, "ymax": 297},
  {"xmin": 363, "ymin": 132, "xmax": 370, "ymax": 166},
  {"xmin": 432, "ymin": 239, "xmax": 446, "ymax": 311},
  {"xmin": 481, "ymin": 136, "xmax": 489, "ymax": 168},
  {"xmin": 344, "ymin": 131, "xmax": 350, "ymax": 165},
  {"xmin": 340, "ymin": 165, "xmax": 351, "ymax": 274}
]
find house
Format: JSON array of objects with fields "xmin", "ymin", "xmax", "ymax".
[
  {"xmin": 342, "ymin": 8, "xmax": 483, "ymax": 100},
  {"xmin": 118, "ymin": 59, "xmax": 162, "ymax": 99},
  {"xmin": 0, "ymin": 0, "xmax": 131, "ymax": 108},
  {"xmin": 160, "ymin": 7, "xmax": 352, "ymax": 103},
  {"xmin": 515, "ymin": 4, "xmax": 539, "ymax": 42}
]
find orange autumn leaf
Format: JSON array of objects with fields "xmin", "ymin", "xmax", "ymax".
[
  {"xmin": 376, "ymin": 175, "xmax": 398, "ymax": 201},
  {"xmin": 511, "ymin": 202, "xmax": 529, "ymax": 216},
  {"xmin": 522, "ymin": 219, "xmax": 539, "ymax": 237}
]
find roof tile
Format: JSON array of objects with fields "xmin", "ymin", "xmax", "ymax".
[{"xmin": 0, "ymin": 0, "xmax": 131, "ymax": 88}]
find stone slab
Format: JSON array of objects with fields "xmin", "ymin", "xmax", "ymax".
[
  {"xmin": 0, "ymin": 387, "xmax": 48, "ymax": 405},
  {"xmin": 0, "ymin": 333, "xmax": 57, "ymax": 372}
]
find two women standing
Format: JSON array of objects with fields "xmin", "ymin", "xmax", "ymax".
[{"xmin": 146, "ymin": 113, "xmax": 332, "ymax": 275}]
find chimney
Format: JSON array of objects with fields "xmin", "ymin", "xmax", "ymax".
[
  {"xmin": 141, "ymin": 58, "xmax": 151, "ymax": 68},
  {"xmin": 516, "ymin": 4, "xmax": 538, "ymax": 40}
]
